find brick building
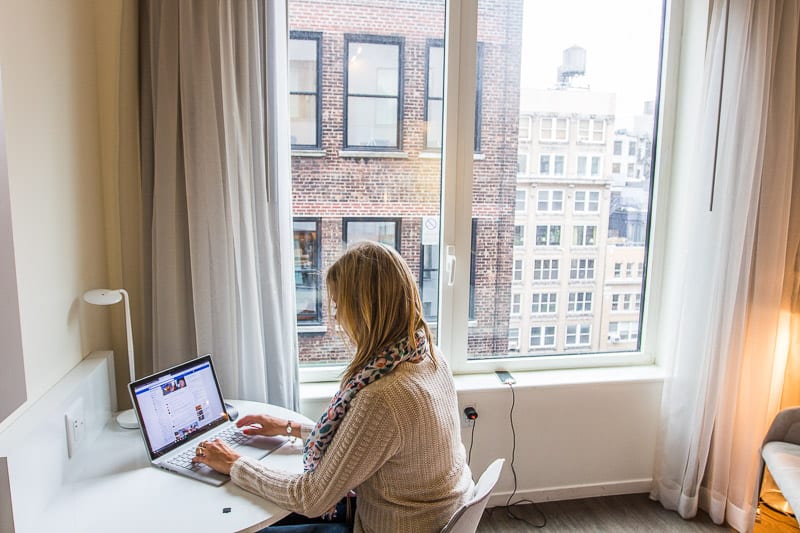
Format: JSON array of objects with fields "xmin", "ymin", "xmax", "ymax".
[{"xmin": 288, "ymin": 0, "xmax": 525, "ymax": 365}]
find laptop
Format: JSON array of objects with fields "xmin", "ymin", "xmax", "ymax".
[{"xmin": 129, "ymin": 354, "xmax": 287, "ymax": 486}]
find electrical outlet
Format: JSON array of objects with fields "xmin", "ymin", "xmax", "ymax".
[
  {"xmin": 461, "ymin": 402, "xmax": 479, "ymax": 428},
  {"xmin": 64, "ymin": 397, "xmax": 86, "ymax": 458}
]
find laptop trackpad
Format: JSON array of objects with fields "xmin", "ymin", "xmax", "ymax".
[{"xmin": 237, "ymin": 435, "xmax": 288, "ymax": 459}]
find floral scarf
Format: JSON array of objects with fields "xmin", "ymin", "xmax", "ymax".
[{"xmin": 303, "ymin": 329, "xmax": 430, "ymax": 472}]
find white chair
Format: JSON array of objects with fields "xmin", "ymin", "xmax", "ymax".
[{"xmin": 441, "ymin": 458, "xmax": 505, "ymax": 533}]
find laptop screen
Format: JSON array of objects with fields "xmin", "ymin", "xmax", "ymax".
[{"xmin": 129, "ymin": 355, "xmax": 229, "ymax": 460}]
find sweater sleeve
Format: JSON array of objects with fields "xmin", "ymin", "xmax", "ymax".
[{"xmin": 230, "ymin": 390, "xmax": 401, "ymax": 518}]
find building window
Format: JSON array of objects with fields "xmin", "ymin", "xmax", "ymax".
[
  {"xmin": 518, "ymin": 152, "xmax": 529, "ymax": 175},
  {"xmin": 508, "ymin": 328, "xmax": 520, "ymax": 351},
  {"xmin": 540, "ymin": 117, "xmax": 568, "ymax": 142},
  {"xmin": 344, "ymin": 35, "xmax": 403, "ymax": 149},
  {"xmin": 514, "ymin": 225, "xmax": 525, "ymax": 247},
  {"xmin": 572, "ymin": 225, "xmax": 597, "ymax": 246},
  {"xmin": 515, "ymin": 189, "xmax": 527, "ymax": 212},
  {"xmin": 574, "ymin": 190, "xmax": 600, "ymax": 212},
  {"xmin": 426, "ymin": 41, "xmax": 483, "ymax": 151},
  {"xmin": 289, "ymin": 32, "xmax": 322, "ymax": 148},
  {"xmin": 637, "ymin": 262, "xmax": 644, "ymax": 278},
  {"xmin": 614, "ymin": 262, "xmax": 622, "ymax": 278},
  {"xmin": 609, "ymin": 321, "xmax": 639, "ymax": 342},
  {"xmin": 613, "ymin": 140, "xmax": 622, "ymax": 155},
  {"xmin": 627, "ymin": 163, "xmax": 634, "ymax": 177},
  {"xmin": 539, "ymin": 154, "xmax": 550, "ymax": 176},
  {"xmin": 628, "ymin": 141, "xmax": 637, "ymax": 156},
  {"xmin": 566, "ymin": 324, "xmax": 592, "ymax": 346},
  {"xmin": 612, "ymin": 293, "xmax": 642, "ymax": 312},
  {"xmin": 578, "ymin": 118, "xmax": 605, "ymax": 143},
  {"xmin": 577, "ymin": 155, "xmax": 602, "ymax": 177},
  {"xmin": 568, "ymin": 291, "xmax": 593, "ymax": 313},
  {"xmin": 343, "ymin": 218, "xmax": 400, "ymax": 249},
  {"xmin": 513, "ymin": 258, "xmax": 524, "ymax": 282},
  {"xmin": 511, "ymin": 293, "xmax": 521, "ymax": 315},
  {"xmin": 293, "ymin": 218, "xmax": 321, "ymax": 323},
  {"xmin": 570, "ymin": 258, "xmax": 595, "ymax": 280},
  {"xmin": 531, "ymin": 326, "xmax": 556, "ymax": 348},
  {"xmin": 535, "ymin": 224, "xmax": 561, "ymax": 246},
  {"xmin": 519, "ymin": 115, "xmax": 532, "ymax": 140},
  {"xmin": 537, "ymin": 190, "xmax": 564, "ymax": 212},
  {"xmin": 531, "ymin": 292, "xmax": 557, "ymax": 314},
  {"xmin": 533, "ymin": 259, "xmax": 559, "ymax": 281},
  {"xmin": 612, "ymin": 162, "xmax": 621, "ymax": 174}
]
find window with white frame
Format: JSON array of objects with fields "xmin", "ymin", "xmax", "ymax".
[
  {"xmin": 513, "ymin": 258, "xmax": 524, "ymax": 282},
  {"xmin": 511, "ymin": 293, "xmax": 521, "ymax": 315},
  {"xmin": 508, "ymin": 328, "xmax": 520, "ymax": 351},
  {"xmin": 578, "ymin": 118, "xmax": 605, "ymax": 143},
  {"xmin": 576, "ymin": 155, "xmax": 602, "ymax": 177},
  {"xmin": 539, "ymin": 117, "xmax": 568, "ymax": 142},
  {"xmin": 530, "ymin": 325, "xmax": 557, "ymax": 348},
  {"xmin": 518, "ymin": 152, "xmax": 529, "ymax": 175},
  {"xmin": 572, "ymin": 224, "xmax": 597, "ymax": 246},
  {"xmin": 538, "ymin": 154, "xmax": 566, "ymax": 177},
  {"xmin": 613, "ymin": 262, "xmax": 622, "ymax": 278},
  {"xmin": 574, "ymin": 190, "xmax": 600, "ymax": 212},
  {"xmin": 344, "ymin": 35, "xmax": 403, "ymax": 149},
  {"xmin": 514, "ymin": 225, "xmax": 525, "ymax": 247},
  {"xmin": 613, "ymin": 140, "xmax": 622, "ymax": 155},
  {"xmin": 515, "ymin": 189, "xmax": 527, "ymax": 212},
  {"xmin": 611, "ymin": 293, "xmax": 641, "ymax": 312},
  {"xmin": 535, "ymin": 224, "xmax": 561, "ymax": 246},
  {"xmin": 531, "ymin": 292, "xmax": 557, "ymax": 314},
  {"xmin": 609, "ymin": 321, "xmax": 639, "ymax": 342},
  {"xmin": 519, "ymin": 115, "xmax": 532, "ymax": 140},
  {"xmin": 570, "ymin": 258, "xmax": 595, "ymax": 280},
  {"xmin": 537, "ymin": 190, "xmax": 564, "ymax": 212},
  {"xmin": 565, "ymin": 324, "xmax": 592, "ymax": 346},
  {"xmin": 612, "ymin": 162, "xmax": 621, "ymax": 174},
  {"xmin": 533, "ymin": 259, "xmax": 559, "ymax": 281},
  {"xmin": 628, "ymin": 141, "xmax": 637, "ymax": 156},
  {"xmin": 568, "ymin": 291, "xmax": 592, "ymax": 313}
]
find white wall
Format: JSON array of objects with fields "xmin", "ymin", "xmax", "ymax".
[{"xmin": 0, "ymin": 0, "xmax": 111, "ymax": 429}]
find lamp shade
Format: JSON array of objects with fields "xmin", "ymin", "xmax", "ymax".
[{"xmin": 83, "ymin": 289, "xmax": 124, "ymax": 306}]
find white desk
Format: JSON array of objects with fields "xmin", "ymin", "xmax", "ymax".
[{"xmin": 41, "ymin": 400, "xmax": 310, "ymax": 533}]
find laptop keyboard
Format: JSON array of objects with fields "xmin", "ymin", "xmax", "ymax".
[{"xmin": 166, "ymin": 426, "xmax": 250, "ymax": 471}]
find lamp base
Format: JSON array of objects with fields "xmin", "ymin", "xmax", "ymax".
[{"xmin": 116, "ymin": 408, "xmax": 139, "ymax": 429}]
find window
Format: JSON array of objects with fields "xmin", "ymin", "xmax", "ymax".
[
  {"xmin": 343, "ymin": 218, "xmax": 400, "ymax": 248},
  {"xmin": 538, "ymin": 154, "xmax": 565, "ymax": 177},
  {"xmin": 533, "ymin": 259, "xmax": 559, "ymax": 281},
  {"xmin": 515, "ymin": 189, "xmax": 527, "ymax": 212},
  {"xmin": 518, "ymin": 152, "xmax": 529, "ymax": 175},
  {"xmin": 565, "ymin": 324, "xmax": 592, "ymax": 346},
  {"xmin": 425, "ymin": 41, "xmax": 483, "ymax": 151},
  {"xmin": 537, "ymin": 190, "xmax": 564, "ymax": 212},
  {"xmin": 345, "ymin": 35, "xmax": 403, "ymax": 149},
  {"xmin": 572, "ymin": 225, "xmax": 597, "ymax": 246},
  {"xmin": 574, "ymin": 190, "xmax": 600, "ymax": 212},
  {"xmin": 539, "ymin": 154, "xmax": 550, "ymax": 176},
  {"xmin": 554, "ymin": 155, "xmax": 565, "ymax": 176},
  {"xmin": 293, "ymin": 219, "xmax": 321, "ymax": 323},
  {"xmin": 568, "ymin": 291, "xmax": 592, "ymax": 313},
  {"xmin": 289, "ymin": 32, "xmax": 322, "ymax": 148},
  {"xmin": 612, "ymin": 293, "xmax": 642, "ymax": 312},
  {"xmin": 614, "ymin": 262, "xmax": 622, "ymax": 278},
  {"xmin": 519, "ymin": 115, "xmax": 532, "ymax": 140},
  {"xmin": 514, "ymin": 225, "xmax": 525, "ymax": 247},
  {"xmin": 627, "ymin": 163, "xmax": 634, "ymax": 177},
  {"xmin": 531, "ymin": 292, "xmax": 557, "ymax": 314},
  {"xmin": 578, "ymin": 118, "xmax": 605, "ymax": 143},
  {"xmin": 540, "ymin": 117, "xmax": 568, "ymax": 142},
  {"xmin": 530, "ymin": 326, "xmax": 556, "ymax": 348},
  {"xmin": 577, "ymin": 155, "xmax": 602, "ymax": 177},
  {"xmin": 609, "ymin": 321, "xmax": 639, "ymax": 342},
  {"xmin": 508, "ymin": 328, "xmax": 520, "ymax": 351},
  {"xmin": 612, "ymin": 162, "xmax": 621, "ymax": 174},
  {"xmin": 420, "ymin": 242, "xmax": 439, "ymax": 321},
  {"xmin": 570, "ymin": 258, "xmax": 595, "ymax": 280},
  {"xmin": 513, "ymin": 258, "xmax": 524, "ymax": 282},
  {"xmin": 511, "ymin": 293, "xmax": 521, "ymax": 315},
  {"xmin": 613, "ymin": 140, "xmax": 622, "ymax": 155},
  {"xmin": 628, "ymin": 141, "xmax": 637, "ymax": 156},
  {"xmin": 535, "ymin": 224, "xmax": 561, "ymax": 246}
]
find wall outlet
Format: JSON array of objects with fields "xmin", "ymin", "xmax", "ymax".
[
  {"xmin": 461, "ymin": 402, "xmax": 478, "ymax": 428},
  {"xmin": 64, "ymin": 397, "xmax": 86, "ymax": 458}
]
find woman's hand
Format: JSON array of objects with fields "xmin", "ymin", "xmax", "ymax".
[
  {"xmin": 191, "ymin": 439, "xmax": 240, "ymax": 475},
  {"xmin": 235, "ymin": 414, "xmax": 290, "ymax": 437}
]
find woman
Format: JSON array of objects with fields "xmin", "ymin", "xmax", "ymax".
[{"xmin": 193, "ymin": 241, "xmax": 474, "ymax": 532}]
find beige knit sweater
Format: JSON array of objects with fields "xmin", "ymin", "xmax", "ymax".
[{"xmin": 230, "ymin": 353, "xmax": 474, "ymax": 533}]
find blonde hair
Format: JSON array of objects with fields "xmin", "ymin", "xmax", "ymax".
[{"xmin": 326, "ymin": 241, "xmax": 435, "ymax": 383}]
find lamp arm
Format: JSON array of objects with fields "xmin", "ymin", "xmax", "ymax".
[{"xmin": 119, "ymin": 289, "xmax": 135, "ymax": 383}]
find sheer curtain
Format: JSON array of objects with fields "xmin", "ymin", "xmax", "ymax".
[
  {"xmin": 139, "ymin": 0, "xmax": 298, "ymax": 409},
  {"xmin": 651, "ymin": 1, "xmax": 799, "ymax": 531}
]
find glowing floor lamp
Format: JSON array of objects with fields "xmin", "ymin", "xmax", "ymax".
[{"xmin": 83, "ymin": 288, "xmax": 138, "ymax": 429}]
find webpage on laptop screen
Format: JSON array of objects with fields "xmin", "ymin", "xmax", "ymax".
[{"xmin": 134, "ymin": 362, "xmax": 226, "ymax": 455}]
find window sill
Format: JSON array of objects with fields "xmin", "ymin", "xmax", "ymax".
[
  {"xmin": 298, "ymin": 325, "xmax": 327, "ymax": 334},
  {"xmin": 291, "ymin": 149, "xmax": 326, "ymax": 158},
  {"xmin": 338, "ymin": 150, "xmax": 409, "ymax": 159},
  {"xmin": 418, "ymin": 151, "xmax": 485, "ymax": 160},
  {"xmin": 299, "ymin": 364, "xmax": 666, "ymax": 401}
]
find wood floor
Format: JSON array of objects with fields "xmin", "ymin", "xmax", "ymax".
[{"xmin": 476, "ymin": 493, "xmax": 735, "ymax": 532}]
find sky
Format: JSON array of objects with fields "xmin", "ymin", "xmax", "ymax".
[{"xmin": 519, "ymin": 0, "xmax": 665, "ymax": 129}]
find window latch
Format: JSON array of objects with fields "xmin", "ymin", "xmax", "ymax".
[{"xmin": 445, "ymin": 245, "xmax": 456, "ymax": 287}]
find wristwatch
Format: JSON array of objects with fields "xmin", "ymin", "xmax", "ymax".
[{"xmin": 286, "ymin": 421, "xmax": 293, "ymax": 436}]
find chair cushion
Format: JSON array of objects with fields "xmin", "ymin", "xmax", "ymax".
[{"xmin": 762, "ymin": 441, "xmax": 800, "ymax": 514}]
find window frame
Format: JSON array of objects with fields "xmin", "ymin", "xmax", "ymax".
[
  {"xmin": 289, "ymin": 31, "xmax": 323, "ymax": 150},
  {"xmin": 343, "ymin": 33, "xmax": 404, "ymax": 151},
  {"xmin": 342, "ymin": 217, "xmax": 402, "ymax": 250},
  {"xmin": 293, "ymin": 217, "xmax": 323, "ymax": 326}
]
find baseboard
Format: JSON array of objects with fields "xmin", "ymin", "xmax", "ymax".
[{"xmin": 488, "ymin": 478, "xmax": 653, "ymax": 507}]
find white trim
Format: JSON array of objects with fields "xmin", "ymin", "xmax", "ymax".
[{"xmin": 487, "ymin": 479, "xmax": 653, "ymax": 508}]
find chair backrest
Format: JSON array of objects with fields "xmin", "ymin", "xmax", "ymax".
[{"xmin": 441, "ymin": 458, "xmax": 505, "ymax": 533}]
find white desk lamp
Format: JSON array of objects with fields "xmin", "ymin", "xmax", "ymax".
[{"xmin": 83, "ymin": 288, "xmax": 138, "ymax": 429}]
